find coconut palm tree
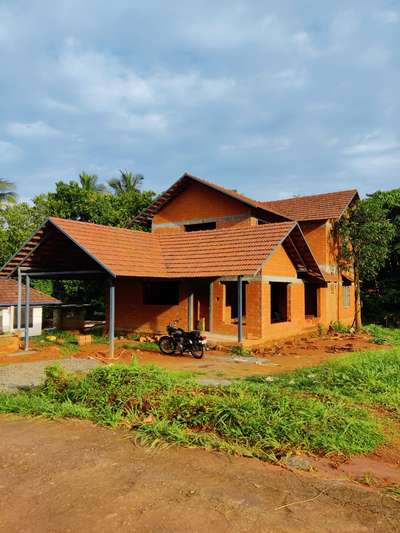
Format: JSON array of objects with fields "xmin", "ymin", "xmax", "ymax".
[
  {"xmin": 78, "ymin": 172, "xmax": 106, "ymax": 193},
  {"xmin": 0, "ymin": 178, "xmax": 16, "ymax": 204},
  {"xmin": 108, "ymin": 170, "xmax": 144, "ymax": 195}
]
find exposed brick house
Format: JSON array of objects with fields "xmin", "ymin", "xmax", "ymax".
[{"xmin": 0, "ymin": 173, "xmax": 358, "ymax": 346}]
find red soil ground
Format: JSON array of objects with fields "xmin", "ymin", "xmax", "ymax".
[{"xmin": 1, "ymin": 416, "xmax": 399, "ymax": 533}]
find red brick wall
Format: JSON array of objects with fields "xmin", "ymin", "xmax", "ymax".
[
  {"xmin": 114, "ymin": 278, "xmax": 190, "ymax": 334},
  {"xmin": 152, "ymin": 181, "xmax": 252, "ymax": 232}
]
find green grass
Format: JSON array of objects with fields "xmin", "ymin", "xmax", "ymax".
[
  {"xmin": 247, "ymin": 347, "xmax": 400, "ymax": 416},
  {"xmin": 364, "ymin": 324, "xmax": 400, "ymax": 346},
  {"xmin": 122, "ymin": 341, "xmax": 159, "ymax": 352},
  {"xmin": 0, "ymin": 355, "xmax": 392, "ymax": 461},
  {"xmin": 385, "ymin": 485, "xmax": 400, "ymax": 501},
  {"xmin": 2, "ymin": 326, "xmax": 399, "ymax": 462},
  {"xmin": 230, "ymin": 345, "xmax": 253, "ymax": 357},
  {"xmin": 32, "ymin": 329, "xmax": 113, "ymax": 355},
  {"xmin": 31, "ymin": 330, "xmax": 78, "ymax": 356},
  {"xmin": 329, "ymin": 321, "xmax": 352, "ymax": 334}
]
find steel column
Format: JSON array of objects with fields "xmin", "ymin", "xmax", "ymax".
[
  {"xmin": 209, "ymin": 281, "xmax": 213, "ymax": 333},
  {"xmin": 24, "ymin": 274, "xmax": 30, "ymax": 351},
  {"xmin": 237, "ymin": 275, "xmax": 243, "ymax": 343},
  {"xmin": 188, "ymin": 292, "xmax": 194, "ymax": 330},
  {"xmin": 17, "ymin": 267, "xmax": 22, "ymax": 331},
  {"xmin": 109, "ymin": 278, "xmax": 115, "ymax": 357}
]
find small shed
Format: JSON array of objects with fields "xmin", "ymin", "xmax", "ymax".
[{"xmin": 0, "ymin": 278, "xmax": 60, "ymax": 336}]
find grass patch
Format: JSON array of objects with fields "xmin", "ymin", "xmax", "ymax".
[
  {"xmin": 230, "ymin": 345, "xmax": 253, "ymax": 357},
  {"xmin": 385, "ymin": 485, "xmax": 400, "ymax": 501},
  {"xmin": 32, "ymin": 329, "xmax": 114, "ymax": 355},
  {"xmin": 0, "ymin": 358, "xmax": 388, "ymax": 460},
  {"xmin": 247, "ymin": 347, "xmax": 400, "ymax": 416},
  {"xmin": 122, "ymin": 341, "xmax": 159, "ymax": 352},
  {"xmin": 31, "ymin": 330, "xmax": 78, "ymax": 356},
  {"xmin": 364, "ymin": 324, "xmax": 400, "ymax": 346},
  {"xmin": 329, "ymin": 321, "xmax": 352, "ymax": 334}
]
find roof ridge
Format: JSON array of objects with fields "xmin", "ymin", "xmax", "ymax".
[{"xmin": 260, "ymin": 188, "xmax": 358, "ymax": 204}]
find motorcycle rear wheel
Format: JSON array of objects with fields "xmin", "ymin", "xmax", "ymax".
[
  {"xmin": 191, "ymin": 343, "xmax": 204, "ymax": 359},
  {"xmin": 159, "ymin": 336, "xmax": 176, "ymax": 355}
]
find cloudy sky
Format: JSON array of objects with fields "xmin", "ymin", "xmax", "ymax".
[{"xmin": 1, "ymin": 0, "xmax": 399, "ymax": 201}]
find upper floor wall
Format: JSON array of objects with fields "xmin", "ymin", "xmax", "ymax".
[{"xmin": 152, "ymin": 181, "xmax": 257, "ymax": 233}]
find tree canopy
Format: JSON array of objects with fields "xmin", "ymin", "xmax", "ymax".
[
  {"xmin": 0, "ymin": 178, "xmax": 16, "ymax": 205},
  {"xmin": 108, "ymin": 170, "xmax": 144, "ymax": 195},
  {"xmin": 0, "ymin": 173, "xmax": 155, "ymax": 312},
  {"xmin": 335, "ymin": 189, "xmax": 398, "ymax": 328}
]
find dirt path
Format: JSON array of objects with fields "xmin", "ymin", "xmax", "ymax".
[
  {"xmin": 0, "ymin": 416, "xmax": 398, "ymax": 533},
  {"xmin": 0, "ymin": 358, "xmax": 101, "ymax": 392}
]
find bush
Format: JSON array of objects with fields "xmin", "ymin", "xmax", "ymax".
[
  {"xmin": 230, "ymin": 345, "xmax": 252, "ymax": 357},
  {"xmin": 0, "ymin": 357, "xmax": 390, "ymax": 459},
  {"xmin": 329, "ymin": 321, "xmax": 351, "ymax": 334}
]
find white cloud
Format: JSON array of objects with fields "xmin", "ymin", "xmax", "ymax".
[
  {"xmin": 183, "ymin": 10, "xmax": 288, "ymax": 50},
  {"xmin": 291, "ymin": 32, "xmax": 320, "ymax": 57},
  {"xmin": 43, "ymin": 98, "xmax": 81, "ymax": 114},
  {"xmin": 109, "ymin": 111, "xmax": 168, "ymax": 134},
  {"xmin": 54, "ymin": 40, "xmax": 235, "ymax": 134},
  {"xmin": 7, "ymin": 120, "xmax": 61, "ymax": 139},
  {"xmin": 270, "ymin": 69, "xmax": 307, "ymax": 90},
  {"xmin": 361, "ymin": 45, "xmax": 390, "ymax": 68},
  {"xmin": 0, "ymin": 140, "xmax": 22, "ymax": 162},
  {"xmin": 345, "ymin": 153, "xmax": 400, "ymax": 179},
  {"xmin": 342, "ymin": 131, "xmax": 400, "ymax": 184},
  {"xmin": 343, "ymin": 132, "xmax": 400, "ymax": 156},
  {"xmin": 330, "ymin": 11, "xmax": 360, "ymax": 50},
  {"xmin": 374, "ymin": 10, "xmax": 399, "ymax": 24},
  {"xmin": 221, "ymin": 135, "xmax": 291, "ymax": 154}
]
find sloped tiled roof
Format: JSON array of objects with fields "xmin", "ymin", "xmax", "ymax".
[
  {"xmin": 159, "ymin": 222, "xmax": 296, "ymax": 277},
  {"xmin": 133, "ymin": 173, "xmax": 359, "ymax": 226},
  {"xmin": 0, "ymin": 217, "xmax": 323, "ymax": 280},
  {"xmin": 260, "ymin": 189, "xmax": 359, "ymax": 222},
  {"xmin": 51, "ymin": 218, "xmax": 297, "ymax": 277},
  {"xmin": 0, "ymin": 278, "xmax": 60, "ymax": 306},
  {"xmin": 50, "ymin": 217, "xmax": 168, "ymax": 277}
]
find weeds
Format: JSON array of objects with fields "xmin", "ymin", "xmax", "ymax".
[
  {"xmin": 0, "ymin": 358, "xmax": 387, "ymax": 460},
  {"xmin": 2, "ymin": 328, "xmax": 399, "ymax": 462},
  {"xmin": 364, "ymin": 324, "xmax": 400, "ymax": 346},
  {"xmin": 122, "ymin": 341, "xmax": 159, "ymax": 352},
  {"xmin": 248, "ymin": 347, "xmax": 400, "ymax": 416},
  {"xmin": 329, "ymin": 321, "xmax": 351, "ymax": 334},
  {"xmin": 384, "ymin": 485, "xmax": 400, "ymax": 501},
  {"xmin": 230, "ymin": 345, "xmax": 253, "ymax": 357}
]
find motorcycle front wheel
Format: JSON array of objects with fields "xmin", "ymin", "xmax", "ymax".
[
  {"xmin": 159, "ymin": 336, "xmax": 176, "ymax": 355},
  {"xmin": 191, "ymin": 343, "xmax": 204, "ymax": 359}
]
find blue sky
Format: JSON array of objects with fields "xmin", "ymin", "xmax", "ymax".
[{"xmin": 1, "ymin": 0, "xmax": 399, "ymax": 201}]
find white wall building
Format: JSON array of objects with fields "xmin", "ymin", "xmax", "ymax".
[{"xmin": 0, "ymin": 278, "xmax": 60, "ymax": 337}]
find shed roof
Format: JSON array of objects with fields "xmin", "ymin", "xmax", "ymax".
[{"xmin": 0, "ymin": 278, "xmax": 60, "ymax": 307}]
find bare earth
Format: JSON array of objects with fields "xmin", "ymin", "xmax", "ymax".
[{"xmin": 0, "ymin": 416, "xmax": 398, "ymax": 533}]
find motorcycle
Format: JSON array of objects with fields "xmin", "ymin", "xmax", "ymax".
[{"xmin": 158, "ymin": 321, "xmax": 207, "ymax": 359}]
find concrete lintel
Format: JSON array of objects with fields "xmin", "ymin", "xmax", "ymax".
[
  {"xmin": 152, "ymin": 213, "xmax": 251, "ymax": 230},
  {"xmin": 217, "ymin": 276, "xmax": 257, "ymax": 283},
  {"xmin": 261, "ymin": 275, "xmax": 302, "ymax": 284}
]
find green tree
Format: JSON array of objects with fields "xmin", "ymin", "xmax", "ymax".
[
  {"xmin": 0, "ymin": 202, "xmax": 47, "ymax": 266},
  {"xmin": 0, "ymin": 178, "xmax": 16, "ymax": 204},
  {"xmin": 335, "ymin": 195, "xmax": 396, "ymax": 329},
  {"xmin": 361, "ymin": 189, "xmax": 400, "ymax": 326},
  {"xmin": 0, "ymin": 171, "xmax": 155, "ymax": 315},
  {"xmin": 78, "ymin": 172, "xmax": 105, "ymax": 193},
  {"xmin": 108, "ymin": 170, "xmax": 144, "ymax": 195}
]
